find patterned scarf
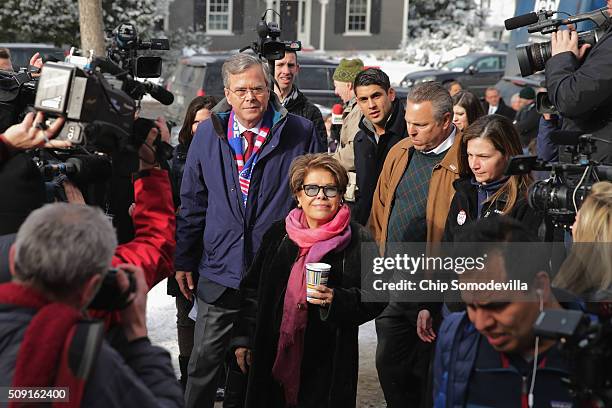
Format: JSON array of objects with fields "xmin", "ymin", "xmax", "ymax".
[
  {"xmin": 227, "ymin": 108, "xmax": 274, "ymax": 206},
  {"xmin": 272, "ymin": 205, "xmax": 352, "ymax": 406}
]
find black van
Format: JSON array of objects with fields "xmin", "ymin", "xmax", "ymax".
[
  {"xmin": 0, "ymin": 43, "xmax": 66, "ymax": 71},
  {"xmin": 165, "ymin": 52, "xmax": 339, "ymax": 123}
]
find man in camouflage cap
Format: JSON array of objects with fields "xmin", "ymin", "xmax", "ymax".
[{"xmin": 332, "ymin": 58, "xmax": 364, "ymax": 203}]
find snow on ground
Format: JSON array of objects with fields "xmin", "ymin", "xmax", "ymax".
[{"xmin": 147, "ymin": 278, "xmax": 386, "ymax": 406}]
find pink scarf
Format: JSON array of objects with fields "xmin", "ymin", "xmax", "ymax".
[{"xmin": 272, "ymin": 204, "xmax": 352, "ymax": 406}]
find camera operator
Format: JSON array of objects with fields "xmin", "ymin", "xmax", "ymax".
[
  {"xmin": 433, "ymin": 217, "xmax": 583, "ymax": 408},
  {"xmin": 1, "ymin": 111, "xmax": 176, "ymax": 301},
  {"xmin": 0, "ymin": 203, "xmax": 183, "ymax": 407},
  {"xmin": 546, "ymin": 4, "xmax": 612, "ymax": 163}
]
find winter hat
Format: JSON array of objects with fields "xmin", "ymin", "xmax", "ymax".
[
  {"xmin": 519, "ymin": 87, "xmax": 536, "ymax": 100},
  {"xmin": 333, "ymin": 58, "xmax": 364, "ymax": 83}
]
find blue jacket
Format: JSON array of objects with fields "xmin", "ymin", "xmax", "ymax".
[
  {"xmin": 175, "ymin": 97, "xmax": 321, "ymax": 295},
  {"xmin": 433, "ymin": 293, "xmax": 583, "ymax": 408}
]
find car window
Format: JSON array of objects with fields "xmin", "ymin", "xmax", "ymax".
[
  {"xmin": 499, "ymin": 55, "xmax": 506, "ymax": 70},
  {"xmin": 476, "ymin": 56, "xmax": 500, "ymax": 72},
  {"xmin": 442, "ymin": 56, "xmax": 474, "ymax": 72},
  {"xmin": 203, "ymin": 64, "xmax": 224, "ymax": 97},
  {"xmin": 297, "ymin": 66, "xmax": 333, "ymax": 90}
]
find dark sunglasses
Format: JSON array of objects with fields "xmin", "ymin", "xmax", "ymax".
[{"xmin": 301, "ymin": 184, "xmax": 340, "ymax": 198}]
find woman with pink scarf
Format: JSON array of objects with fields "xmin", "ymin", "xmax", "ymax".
[{"xmin": 231, "ymin": 153, "xmax": 387, "ymax": 408}]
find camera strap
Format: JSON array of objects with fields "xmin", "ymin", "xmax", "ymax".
[{"xmin": 67, "ymin": 320, "xmax": 105, "ymax": 382}]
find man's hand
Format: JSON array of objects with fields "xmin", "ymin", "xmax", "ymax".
[
  {"xmin": 416, "ymin": 309, "xmax": 436, "ymax": 343},
  {"xmin": 138, "ymin": 126, "xmax": 160, "ymax": 171},
  {"xmin": 175, "ymin": 271, "xmax": 194, "ymax": 300},
  {"xmin": 2, "ymin": 112, "xmax": 69, "ymax": 150},
  {"xmin": 29, "ymin": 52, "xmax": 43, "ymax": 77},
  {"xmin": 235, "ymin": 347, "xmax": 253, "ymax": 374},
  {"xmin": 551, "ymin": 29, "xmax": 591, "ymax": 60},
  {"xmin": 117, "ymin": 264, "xmax": 148, "ymax": 342},
  {"xmin": 155, "ymin": 116, "xmax": 170, "ymax": 144},
  {"xmin": 63, "ymin": 180, "xmax": 86, "ymax": 204}
]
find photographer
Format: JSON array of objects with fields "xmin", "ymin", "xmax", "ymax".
[
  {"xmin": 0, "ymin": 203, "xmax": 183, "ymax": 407},
  {"xmin": 546, "ymin": 9, "xmax": 612, "ymax": 163},
  {"xmin": 0, "ymin": 111, "xmax": 176, "ymax": 298}
]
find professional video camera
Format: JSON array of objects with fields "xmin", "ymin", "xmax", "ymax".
[
  {"xmin": 534, "ymin": 291, "xmax": 612, "ymax": 406},
  {"xmin": 240, "ymin": 9, "xmax": 301, "ymax": 75},
  {"xmin": 504, "ymin": 7, "xmax": 610, "ymax": 76},
  {"xmin": 0, "ymin": 67, "xmax": 43, "ymax": 133},
  {"xmin": 506, "ymin": 131, "xmax": 612, "ymax": 229}
]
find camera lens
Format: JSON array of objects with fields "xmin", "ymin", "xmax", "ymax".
[{"xmin": 518, "ymin": 41, "xmax": 552, "ymax": 77}]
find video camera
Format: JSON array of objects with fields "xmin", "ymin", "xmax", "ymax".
[
  {"xmin": 534, "ymin": 291, "xmax": 612, "ymax": 406},
  {"xmin": 505, "ymin": 131, "xmax": 612, "ymax": 228},
  {"xmin": 504, "ymin": 7, "xmax": 610, "ymax": 76},
  {"xmin": 240, "ymin": 9, "xmax": 301, "ymax": 75}
]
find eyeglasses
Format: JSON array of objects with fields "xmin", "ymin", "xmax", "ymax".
[
  {"xmin": 301, "ymin": 184, "xmax": 340, "ymax": 198},
  {"xmin": 227, "ymin": 86, "xmax": 268, "ymax": 99}
]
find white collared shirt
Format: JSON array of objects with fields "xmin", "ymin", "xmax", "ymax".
[
  {"xmin": 488, "ymin": 105, "xmax": 498, "ymax": 115},
  {"xmin": 235, "ymin": 118, "xmax": 263, "ymax": 150},
  {"xmin": 422, "ymin": 125, "xmax": 457, "ymax": 155}
]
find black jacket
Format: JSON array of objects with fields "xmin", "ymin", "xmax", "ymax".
[
  {"xmin": 231, "ymin": 220, "xmax": 387, "ymax": 408},
  {"xmin": 353, "ymin": 99, "xmax": 408, "ymax": 225},
  {"xmin": 513, "ymin": 103, "xmax": 540, "ymax": 148},
  {"xmin": 0, "ymin": 307, "xmax": 183, "ymax": 408},
  {"xmin": 284, "ymin": 87, "xmax": 328, "ymax": 151},
  {"xmin": 443, "ymin": 177, "xmax": 542, "ymax": 242},
  {"xmin": 545, "ymin": 25, "xmax": 612, "ymax": 164},
  {"xmin": 482, "ymin": 98, "xmax": 516, "ymax": 120}
]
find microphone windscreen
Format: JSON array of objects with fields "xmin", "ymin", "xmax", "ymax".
[{"xmin": 504, "ymin": 12, "xmax": 539, "ymax": 30}]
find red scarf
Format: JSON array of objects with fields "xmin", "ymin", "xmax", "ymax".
[
  {"xmin": 0, "ymin": 282, "xmax": 85, "ymax": 408},
  {"xmin": 272, "ymin": 205, "xmax": 352, "ymax": 406}
]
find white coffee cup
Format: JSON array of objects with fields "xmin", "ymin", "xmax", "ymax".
[{"xmin": 305, "ymin": 263, "xmax": 331, "ymax": 301}]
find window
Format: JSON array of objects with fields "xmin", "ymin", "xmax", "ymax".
[
  {"xmin": 475, "ymin": 56, "xmax": 500, "ymax": 72},
  {"xmin": 346, "ymin": 0, "xmax": 371, "ymax": 34},
  {"xmin": 206, "ymin": 0, "xmax": 232, "ymax": 33}
]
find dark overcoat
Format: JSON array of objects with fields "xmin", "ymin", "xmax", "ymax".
[{"xmin": 232, "ymin": 220, "xmax": 387, "ymax": 408}]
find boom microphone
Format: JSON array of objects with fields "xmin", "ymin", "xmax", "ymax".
[
  {"xmin": 504, "ymin": 12, "xmax": 539, "ymax": 30},
  {"xmin": 143, "ymin": 81, "xmax": 174, "ymax": 105}
]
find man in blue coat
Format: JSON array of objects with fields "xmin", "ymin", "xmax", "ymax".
[
  {"xmin": 433, "ymin": 217, "xmax": 580, "ymax": 408},
  {"xmin": 175, "ymin": 53, "xmax": 321, "ymax": 408}
]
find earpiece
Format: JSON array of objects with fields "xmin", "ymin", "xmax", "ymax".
[{"xmin": 536, "ymin": 288, "xmax": 544, "ymax": 312}]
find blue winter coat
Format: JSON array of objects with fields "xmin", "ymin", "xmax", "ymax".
[
  {"xmin": 433, "ymin": 292, "xmax": 584, "ymax": 408},
  {"xmin": 175, "ymin": 97, "xmax": 322, "ymax": 296}
]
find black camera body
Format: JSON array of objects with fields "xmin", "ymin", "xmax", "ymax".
[
  {"xmin": 534, "ymin": 293, "xmax": 612, "ymax": 406},
  {"xmin": 505, "ymin": 7, "xmax": 610, "ymax": 76},
  {"xmin": 89, "ymin": 268, "xmax": 137, "ymax": 311},
  {"xmin": 34, "ymin": 61, "xmax": 136, "ymax": 152},
  {"xmin": 107, "ymin": 23, "xmax": 170, "ymax": 79},
  {"xmin": 0, "ymin": 68, "xmax": 38, "ymax": 133},
  {"xmin": 505, "ymin": 134, "xmax": 612, "ymax": 228}
]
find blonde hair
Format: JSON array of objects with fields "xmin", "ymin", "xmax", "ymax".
[{"xmin": 554, "ymin": 181, "xmax": 612, "ymax": 295}]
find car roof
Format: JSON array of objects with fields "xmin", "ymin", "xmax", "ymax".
[
  {"xmin": 180, "ymin": 52, "xmax": 337, "ymax": 67},
  {"xmin": 0, "ymin": 43, "xmax": 60, "ymax": 49}
]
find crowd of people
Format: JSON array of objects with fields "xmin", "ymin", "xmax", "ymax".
[{"xmin": 0, "ymin": 18, "xmax": 611, "ymax": 408}]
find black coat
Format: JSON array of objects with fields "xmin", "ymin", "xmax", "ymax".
[
  {"xmin": 285, "ymin": 87, "xmax": 328, "ymax": 151},
  {"xmin": 353, "ymin": 99, "xmax": 408, "ymax": 225},
  {"xmin": 514, "ymin": 103, "xmax": 540, "ymax": 148},
  {"xmin": 231, "ymin": 220, "xmax": 387, "ymax": 408},
  {"xmin": 482, "ymin": 98, "xmax": 516, "ymax": 120},
  {"xmin": 546, "ymin": 25, "xmax": 612, "ymax": 164},
  {"xmin": 443, "ymin": 177, "xmax": 542, "ymax": 242}
]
